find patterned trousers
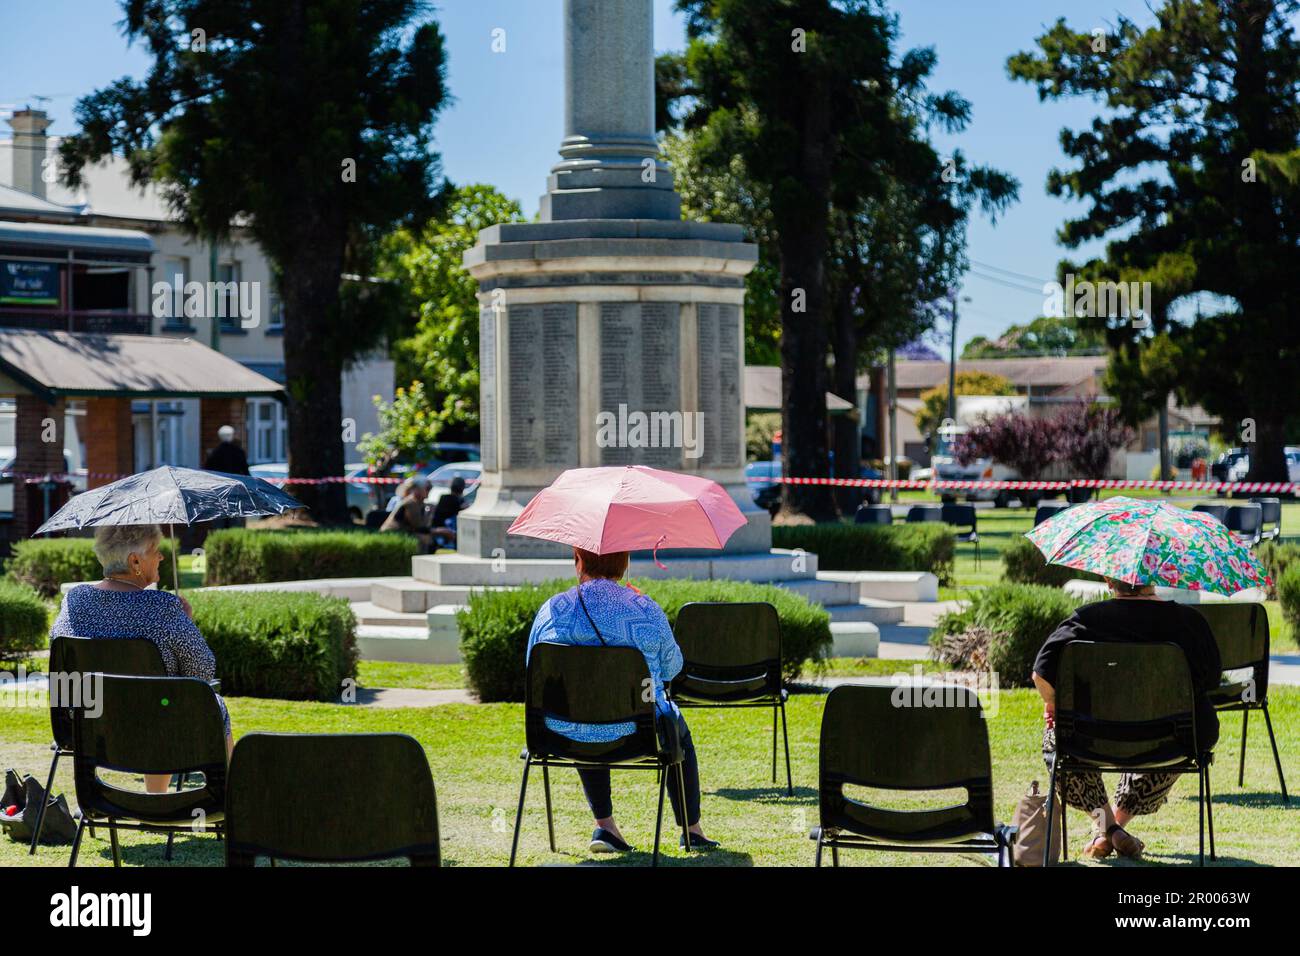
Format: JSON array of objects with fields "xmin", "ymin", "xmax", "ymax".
[{"xmin": 1042, "ymin": 726, "xmax": 1179, "ymax": 817}]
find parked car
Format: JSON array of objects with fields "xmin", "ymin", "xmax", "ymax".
[
  {"xmin": 247, "ymin": 461, "xmax": 378, "ymax": 521},
  {"xmin": 426, "ymin": 461, "xmax": 482, "ymax": 511},
  {"xmin": 1210, "ymin": 448, "xmax": 1248, "ymax": 483}
]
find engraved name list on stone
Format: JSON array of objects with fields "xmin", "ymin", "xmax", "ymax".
[
  {"xmin": 696, "ymin": 302, "xmax": 742, "ymax": 468},
  {"xmin": 599, "ymin": 301, "xmax": 682, "ymax": 468},
  {"xmin": 479, "ymin": 306, "xmax": 498, "ymax": 472},
  {"xmin": 506, "ymin": 303, "xmax": 578, "ymax": 469}
]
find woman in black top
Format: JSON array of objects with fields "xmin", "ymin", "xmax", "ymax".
[{"xmin": 1032, "ymin": 577, "xmax": 1222, "ymax": 860}]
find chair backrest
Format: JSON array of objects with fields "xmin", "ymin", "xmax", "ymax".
[
  {"xmin": 49, "ymin": 636, "xmax": 168, "ymax": 751},
  {"xmin": 226, "ymin": 733, "xmax": 439, "ymax": 867},
  {"xmin": 670, "ymin": 602, "xmax": 782, "ymax": 703},
  {"xmin": 1250, "ymin": 497, "xmax": 1281, "ymax": 527},
  {"xmin": 940, "ymin": 503, "xmax": 977, "ymax": 532},
  {"xmin": 1034, "ymin": 503, "xmax": 1069, "ymax": 527},
  {"xmin": 906, "ymin": 505, "xmax": 943, "ymax": 524},
  {"xmin": 1225, "ymin": 504, "xmax": 1262, "ymax": 535},
  {"xmin": 71, "ymin": 675, "xmax": 227, "ymax": 818},
  {"xmin": 854, "ymin": 504, "xmax": 893, "ymax": 526},
  {"xmin": 1193, "ymin": 602, "xmax": 1270, "ymax": 690},
  {"xmin": 1193, "ymin": 503, "xmax": 1229, "ymax": 524},
  {"xmin": 817, "ymin": 683, "xmax": 995, "ymax": 842},
  {"xmin": 1055, "ymin": 642, "xmax": 1201, "ymax": 763},
  {"xmin": 525, "ymin": 643, "xmax": 657, "ymax": 762}
]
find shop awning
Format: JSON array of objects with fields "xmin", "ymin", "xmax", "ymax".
[
  {"xmin": 0, "ymin": 220, "xmax": 154, "ymax": 264},
  {"xmin": 0, "ymin": 328, "xmax": 284, "ymax": 402}
]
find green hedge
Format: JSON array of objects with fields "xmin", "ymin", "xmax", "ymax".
[
  {"xmin": 4, "ymin": 537, "xmax": 179, "ymax": 598},
  {"xmin": 931, "ymin": 583, "xmax": 1083, "ymax": 687},
  {"xmin": 203, "ymin": 528, "xmax": 420, "ymax": 585},
  {"xmin": 771, "ymin": 523, "xmax": 954, "ymax": 584},
  {"xmin": 186, "ymin": 591, "xmax": 358, "ymax": 701},
  {"xmin": 1258, "ymin": 540, "xmax": 1300, "ymax": 600},
  {"xmin": 1279, "ymin": 564, "xmax": 1300, "ymax": 634},
  {"xmin": 458, "ymin": 578, "xmax": 833, "ymax": 703},
  {"xmin": 1002, "ymin": 536, "xmax": 1103, "ymax": 587},
  {"xmin": 0, "ymin": 579, "xmax": 49, "ymax": 661}
]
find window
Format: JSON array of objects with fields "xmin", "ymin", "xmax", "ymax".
[
  {"xmin": 217, "ymin": 261, "xmax": 242, "ymax": 331},
  {"xmin": 245, "ymin": 398, "xmax": 287, "ymax": 464},
  {"xmin": 160, "ymin": 257, "xmax": 189, "ymax": 327},
  {"xmin": 267, "ymin": 285, "xmax": 285, "ymax": 331}
]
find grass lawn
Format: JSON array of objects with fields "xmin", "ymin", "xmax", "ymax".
[{"xmin": 2, "ymin": 680, "xmax": 1296, "ymax": 868}]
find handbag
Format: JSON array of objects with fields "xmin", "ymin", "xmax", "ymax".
[
  {"xmin": 0, "ymin": 768, "xmax": 79, "ymax": 845},
  {"xmin": 1010, "ymin": 779, "xmax": 1062, "ymax": 866}
]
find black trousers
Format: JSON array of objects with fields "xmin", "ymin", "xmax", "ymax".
[{"xmin": 577, "ymin": 715, "xmax": 701, "ymax": 827}]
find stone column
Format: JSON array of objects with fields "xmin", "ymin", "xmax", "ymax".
[{"xmin": 85, "ymin": 397, "xmax": 134, "ymax": 489}]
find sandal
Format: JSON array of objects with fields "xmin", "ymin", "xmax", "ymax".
[
  {"xmin": 1082, "ymin": 833, "xmax": 1113, "ymax": 859},
  {"xmin": 1107, "ymin": 824, "xmax": 1145, "ymax": 859}
]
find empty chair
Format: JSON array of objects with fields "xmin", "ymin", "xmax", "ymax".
[
  {"xmin": 1225, "ymin": 504, "xmax": 1263, "ymax": 546},
  {"xmin": 68, "ymin": 675, "xmax": 227, "ymax": 867},
  {"xmin": 1250, "ymin": 497, "xmax": 1282, "ymax": 540},
  {"xmin": 510, "ymin": 644, "xmax": 688, "ymax": 867},
  {"xmin": 669, "ymin": 602, "xmax": 791, "ymax": 795},
  {"xmin": 1047, "ymin": 642, "xmax": 1216, "ymax": 866},
  {"xmin": 1195, "ymin": 603, "xmax": 1287, "ymax": 803},
  {"xmin": 1193, "ymin": 503, "xmax": 1230, "ymax": 525},
  {"xmin": 226, "ymin": 733, "xmax": 439, "ymax": 866},
  {"xmin": 1034, "ymin": 503, "xmax": 1071, "ymax": 527},
  {"xmin": 942, "ymin": 503, "xmax": 981, "ymax": 569},
  {"xmin": 854, "ymin": 504, "xmax": 893, "ymax": 526},
  {"xmin": 905, "ymin": 504, "xmax": 944, "ymax": 524},
  {"xmin": 809, "ymin": 684, "xmax": 1016, "ymax": 866},
  {"xmin": 30, "ymin": 636, "xmax": 168, "ymax": 856}
]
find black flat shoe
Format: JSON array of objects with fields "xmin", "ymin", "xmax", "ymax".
[
  {"xmin": 589, "ymin": 828, "xmax": 634, "ymax": 854},
  {"xmin": 680, "ymin": 833, "xmax": 720, "ymax": 850}
]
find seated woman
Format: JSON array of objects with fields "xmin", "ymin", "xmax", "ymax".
[
  {"xmin": 1033, "ymin": 576, "xmax": 1221, "ymax": 860},
  {"xmin": 526, "ymin": 547, "xmax": 717, "ymax": 854},
  {"xmin": 50, "ymin": 524, "xmax": 232, "ymax": 792}
]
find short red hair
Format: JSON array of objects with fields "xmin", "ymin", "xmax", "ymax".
[{"xmin": 574, "ymin": 548, "xmax": 629, "ymax": 580}]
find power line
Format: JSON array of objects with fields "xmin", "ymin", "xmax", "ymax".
[
  {"xmin": 966, "ymin": 269, "xmax": 1047, "ymax": 296},
  {"xmin": 969, "ymin": 258, "xmax": 1055, "ymax": 286}
]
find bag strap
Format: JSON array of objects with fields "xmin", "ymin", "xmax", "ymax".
[{"xmin": 576, "ymin": 583, "xmax": 606, "ymax": 646}]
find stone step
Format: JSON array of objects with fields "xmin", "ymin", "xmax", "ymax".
[
  {"xmin": 370, "ymin": 578, "xmax": 513, "ymax": 613},
  {"xmin": 194, "ymin": 576, "xmax": 408, "ymax": 602},
  {"xmin": 816, "ymin": 570, "xmax": 939, "ymax": 603},
  {"xmin": 823, "ymin": 599, "xmax": 906, "ymax": 625},
  {"xmin": 411, "ymin": 549, "xmax": 818, "ymax": 587},
  {"xmin": 350, "ymin": 601, "xmax": 428, "ymax": 629},
  {"xmin": 828, "ymin": 621, "xmax": 880, "ymax": 658},
  {"xmin": 356, "ymin": 622, "xmax": 461, "ymax": 664},
  {"xmin": 772, "ymin": 577, "xmax": 863, "ymax": 607}
]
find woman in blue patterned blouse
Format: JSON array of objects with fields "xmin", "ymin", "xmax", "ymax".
[
  {"xmin": 526, "ymin": 547, "xmax": 717, "ymax": 854},
  {"xmin": 50, "ymin": 523, "xmax": 231, "ymax": 793}
]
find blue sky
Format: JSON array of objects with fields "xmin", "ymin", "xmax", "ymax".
[{"xmin": 0, "ymin": 0, "xmax": 1205, "ymax": 349}]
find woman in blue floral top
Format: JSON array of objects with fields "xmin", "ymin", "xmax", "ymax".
[{"xmin": 527, "ymin": 548, "xmax": 717, "ymax": 854}]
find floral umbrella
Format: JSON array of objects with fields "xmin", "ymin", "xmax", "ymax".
[{"xmin": 1025, "ymin": 496, "xmax": 1269, "ymax": 595}]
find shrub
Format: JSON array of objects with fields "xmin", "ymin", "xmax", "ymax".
[
  {"xmin": 4, "ymin": 536, "xmax": 178, "ymax": 598},
  {"xmin": 1278, "ymin": 564, "xmax": 1300, "ymax": 633},
  {"xmin": 931, "ymin": 583, "xmax": 1083, "ymax": 687},
  {"xmin": 1002, "ymin": 536, "xmax": 1103, "ymax": 587},
  {"xmin": 187, "ymin": 591, "xmax": 359, "ymax": 701},
  {"xmin": 770, "ymin": 523, "xmax": 954, "ymax": 584},
  {"xmin": 204, "ymin": 528, "xmax": 420, "ymax": 585},
  {"xmin": 0, "ymin": 579, "xmax": 49, "ymax": 661},
  {"xmin": 458, "ymin": 577, "xmax": 833, "ymax": 703},
  {"xmin": 1257, "ymin": 540, "xmax": 1300, "ymax": 600}
]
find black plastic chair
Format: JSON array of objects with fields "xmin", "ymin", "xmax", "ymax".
[
  {"xmin": 942, "ymin": 503, "xmax": 981, "ymax": 569},
  {"xmin": 854, "ymin": 504, "xmax": 893, "ymax": 526},
  {"xmin": 905, "ymin": 504, "xmax": 943, "ymax": 524},
  {"xmin": 1195, "ymin": 603, "xmax": 1288, "ymax": 804},
  {"xmin": 1034, "ymin": 503, "xmax": 1070, "ymax": 527},
  {"xmin": 668, "ymin": 602, "xmax": 792, "ymax": 795},
  {"xmin": 1048, "ymin": 641, "xmax": 1216, "ymax": 866},
  {"xmin": 226, "ymin": 733, "xmax": 440, "ymax": 867},
  {"xmin": 31, "ymin": 636, "xmax": 168, "ymax": 856},
  {"xmin": 68, "ymin": 675, "xmax": 228, "ymax": 867},
  {"xmin": 509, "ymin": 643, "xmax": 688, "ymax": 867},
  {"xmin": 810, "ymin": 684, "xmax": 1015, "ymax": 866},
  {"xmin": 1193, "ymin": 503, "xmax": 1229, "ymax": 525},
  {"xmin": 1250, "ymin": 497, "xmax": 1282, "ymax": 540},
  {"xmin": 1224, "ymin": 504, "xmax": 1263, "ymax": 547}
]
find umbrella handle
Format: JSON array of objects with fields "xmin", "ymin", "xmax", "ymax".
[{"xmin": 652, "ymin": 534, "xmax": 668, "ymax": 571}]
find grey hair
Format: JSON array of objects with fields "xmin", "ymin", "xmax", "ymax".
[{"xmin": 93, "ymin": 524, "xmax": 163, "ymax": 576}]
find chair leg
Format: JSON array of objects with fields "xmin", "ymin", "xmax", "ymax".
[
  {"xmin": 1204, "ymin": 764, "xmax": 1216, "ymax": 861},
  {"xmin": 541, "ymin": 762, "xmax": 556, "ymax": 853},
  {"xmin": 1262, "ymin": 701, "xmax": 1289, "ymax": 804},
  {"xmin": 163, "ymin": 772, "xmax": 183, "ymax": 861},
  {"xmin": 1198, "ymin": 767, "xmax": 1205, "ymax": 866},
  {"xmin": 1238, "ymin": 708, "xmax": 1249, "ymax": 788},
  {"xmin": 831, "ymin": 843, "xmax": 840, "ymax": 867},
  {"xmin": 1043, "ymin": 759, "xmax": 1059, "ymax": 867},
  {"xmin": 780, "ymin": 699, "xmax": 793, "ymax": 797},
  {"xmin": 814, "ymin": 831, "xmax": 824, "ymax": 867},
  {"xmin": 109, "ymin": 821, "xmax": 121, "ymax": 868},
  {"xmin": 68, "ymin": 816, "xmax": 86, "ymax": 868},
  {"xmin": 508, "ymin": 756, "xmax": 531, "ymax": 868},
  {"xmin": 652, "ymin": 765, "xmax": 667, "ymax": 868},
  {"xmin": 771, "ymin": 705, "xmax": 778, "ymax": 784},
  {"xmin": 28, "ymin": 750, "xmax": 59, "ymax": 855}
]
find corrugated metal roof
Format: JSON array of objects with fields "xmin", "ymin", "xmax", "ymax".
[
  {"xmin": 0, "ymin": 328, "xmax": 283, "ymax": 400},
  {"xmin": 0, "ymin": 183, "xmax": 82, "ymax": 220},
  {"xmin": 0, "ymin": 219, "xmax": 154, "ymax": 261},
  {"xmin": 888, "ymin": 356, "xmax": 1108, "ymax": 391}
]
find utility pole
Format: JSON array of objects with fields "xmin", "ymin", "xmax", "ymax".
[
  {"xmin": 887, "ymin": 347, "xmax": 899, "ymax": 504},
  {"xmin": 946, "ymin": 291, "xmax": 958, "ymax": 426}
]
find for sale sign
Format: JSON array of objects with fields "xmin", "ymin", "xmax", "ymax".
[{"xmin": 0, "ymin": 260, "xmax": 59, "ymax": 305}]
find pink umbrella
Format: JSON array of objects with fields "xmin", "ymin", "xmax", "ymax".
[{"xmin": 506, "ymin": 465, "xmax": 747, "ymax": 563}]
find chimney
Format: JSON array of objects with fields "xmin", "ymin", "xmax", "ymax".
[{"xmin": 7, "ymin": 108, "xmax": 52, "ymax": 199}]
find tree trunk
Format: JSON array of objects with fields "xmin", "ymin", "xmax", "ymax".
[
  {"xmin": 1157, "ymin": 397, "xmax": 1170, "ymax": 480},
  {"xmin": 830, "ymin": 278, "xmax": 862, "ymax": 515},
  {"xmin": 1247, "ymin": 415, "xmax": 1289, "ymax": 484}
]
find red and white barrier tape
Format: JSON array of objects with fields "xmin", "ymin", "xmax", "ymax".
[
  {"xmin": 747, "ymin": 476, "xmax": 1300, "ymax": 494},
  {"xmin": 0, "ymin": 471, "xmax": 478, "ymax": 487}
]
